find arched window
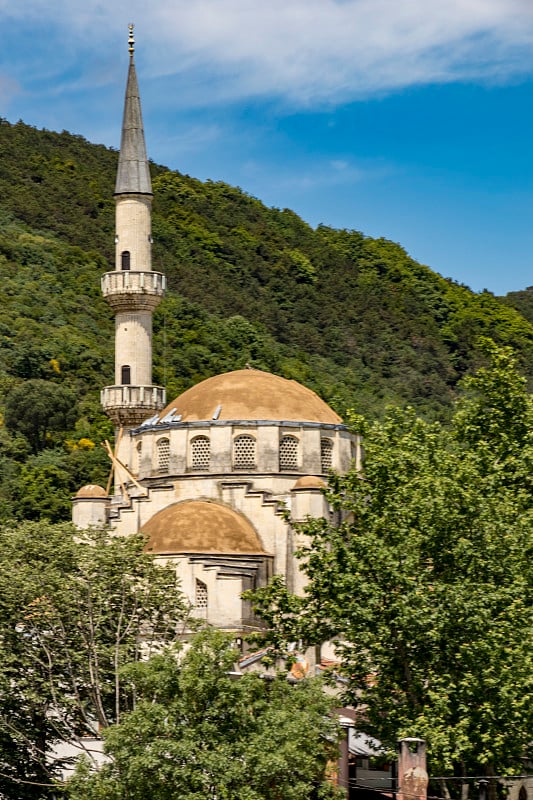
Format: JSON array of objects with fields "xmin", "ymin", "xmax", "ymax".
[
  {"xmin": 279, "ymin": 435, "xmax": 299, "ymax": 470},
  {"xmin": 135, "ymin": 441, "xmax": 142, "ymax": 475},
  {"xmin": 195, "ymin": 579, "xmax": 208, "ymax": 611},
  {"xmin": 191, "ymin": 436, "xmax": 210, "ymax": 470},
  {"xmin": 320, "ymin": 438, "xmax": 333, "ymax": 473},
  {"xmin": 121, "ymin": 365, "xmax": 131, "ymax": 385},
  {"xmin": 233, "ymin": 434, "xmax": 256, "ymax": 470},
  {"xmin": 121, "ymin": 250, "xmax": 131, "ymax": 270},
  {"xmin": 157, "ymin": 438, "xmax": 170, "ymax": 473}
]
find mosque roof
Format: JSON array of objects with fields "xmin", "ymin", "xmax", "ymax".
[
  {"xmin": 158, "ymin": 369, "xmax": 342, "ymax": 425},
  {"xmin": 291, "ymin": 476, "xmax": 327, "ymax": 490},
  {"xmin": 75, "ymin": 484, "xmax": 108, "ymax": 498},
  {"xmin": 142, "ymin": 499, "xmax": 267, "ymax": 555}
]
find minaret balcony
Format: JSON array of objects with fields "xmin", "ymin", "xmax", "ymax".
[
  {"xmin": 101, "ymin": 271, "xmax": 166, "ymax": 311},
  {"xmin": 101, "ymin": 384, "xmax": 166, "ymax": 427}
]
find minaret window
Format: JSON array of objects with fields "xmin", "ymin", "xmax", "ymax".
[
  {"xmin": 190, "ymin": 436, "xmax": 210, "ymax": 471},
  {"xmin": 279, "ymin": 435, "xmax": 299, "ymax": 470},
  {"xmin": 157, "ymin": 438, "xmax": 170, "ymax": 473},
  {"xmin": 233, "ymin": 434, "xmax": 256, "ymax": 470},
  {"xmin": 121, "ymin": 250, "xmax": 131, "ymax": 270},
  {"xmin": 321, "ymin": 438, "xmax": 333, "ymax": 473},
  {"xmin": 121, "ymin": 365, "xmax": 131, "ymax": 385}
]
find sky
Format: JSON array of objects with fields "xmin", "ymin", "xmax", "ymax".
[{"xmin": 2, "ymin": 1, "xmax": 533, "ymax": 295}]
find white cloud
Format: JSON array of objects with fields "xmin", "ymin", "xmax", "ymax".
[{"xmin": 3, "ymin": 0, "xmax": 533, "ymax": 106}]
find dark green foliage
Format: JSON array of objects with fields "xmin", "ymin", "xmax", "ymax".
[
  {"xmin": 0, "ymin": 118, "xmax": 532, "ymax": 521},
  {"xmin": 4, "ymin": 379, "xmax": 77, "ymax": 453}
]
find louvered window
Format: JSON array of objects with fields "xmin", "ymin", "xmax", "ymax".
[
  {"xmin": 121, "ymin": 250, "xmax": 130, "ymax": 270},
  {"xmin": 157, "ymin": 438, "xmax": 170, "ymax": 473},
  {"xmin": 233, "ymin": 434, "xmax": 256, "ymax": 470},
  {"xmin": 279, "ymin": 435, "xmax": 299, "ymax": 470},
  {"xmin": 320, "ymin": 438, "xmax": 333, "ymax": 473},
  {"xmin": 191, "ymin": 436, "xmax": 210, "ymax": 470}
]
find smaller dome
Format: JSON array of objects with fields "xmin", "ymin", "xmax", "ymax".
[
  {"xmin": 291, "ymin": 475, "xmax": 326, "ymax": 491},
  {"xmin": 142, "ymin": 500, "xmax": 266, "ymax": 555},
  {"xmin": 75, "ymin": 484, "xmax": 108, "ymax": 498}
]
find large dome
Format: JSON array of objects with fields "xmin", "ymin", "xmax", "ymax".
[
  {"xmin": 142, "ymin": 500, "xmax": 266, "ymax": 555},
  {"xmin": 159, "ymin": 369, "xmax": 342, "ymax": 424}
]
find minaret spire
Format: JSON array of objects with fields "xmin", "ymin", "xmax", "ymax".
[
  {"xmin": 115, "ymin": 24, "xmax": 152, "ymax": 196},
  {"xmin": 101, "ymin": 28, "xmax": 166, "ymax": 441}
]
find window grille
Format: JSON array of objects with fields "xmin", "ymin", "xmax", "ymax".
[
  {"xmin": 157, "ymin": 438, "xmax": 170, "ymax": 473},
  {"xmin": 121, "ymin": 364, "xmax": 131, "ymax": 385},
  {"xmin": 195, "ymin": 579, "xmax": 208, "ymax": 610},
  {"xmin": 233, "ymin": 434, "xmax": 256, "ymax": 470},
  {"xmin": 121, "ymin": 250, "xmax": 130, "ymax": 270},
  {"xmin": 191, "ymin": 436, "xmax": 210, "ymax": 470},
  {"xmin": 279, "ymin": 435, "xmax": 299, "ymax": 470},
  {"xmin": 320, "ymin": 438, "xmax": 333, "ymax": 472}
]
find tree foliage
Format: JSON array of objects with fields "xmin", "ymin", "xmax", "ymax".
[
  {"xmin": 68, "ymin": 628, "xmax": 342, "ymax": 800},
  {"xmin": 0, "ymin": 521, "xmax": 188, "ymax": 798},
  {"xmin": 249, "ymin": 344, "xmax": 533, "ymax": 778},
  {"xmin": 4, "ymin": 379, "xmax": 77, "ymax": 453}
]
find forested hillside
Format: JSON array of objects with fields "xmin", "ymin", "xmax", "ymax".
[
  {"xmin": 0, "ymin": 118, "xmax": 532, "ymax": 522},
  {"xmin": 501, "ymin": 286, "xmax": 533, "ymax": 325}
]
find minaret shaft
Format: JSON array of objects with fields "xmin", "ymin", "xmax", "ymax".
[
  {"xmin": 115, "ymin": 194, "xmax": 152, "ymax": 272},
  {"xmin": 115, "ymin": 311, "xmax": 153, "ymax": 386}
]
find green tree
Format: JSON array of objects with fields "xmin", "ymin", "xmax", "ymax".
[
  {"xmin": 249, "ymin": 344, "xmax": 533, "ymax": 784},
  {"xmin": 68, "ymin": 628, "xmax": 342, "ymax": 800},
  {"xmin": 0, "ymin": 521, "xmax": 188, "ymax": 798}
]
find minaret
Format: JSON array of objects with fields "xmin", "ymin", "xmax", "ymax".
[{"xmin": 101, "ymin": 25, "xmax": 166, "ymax": 433}]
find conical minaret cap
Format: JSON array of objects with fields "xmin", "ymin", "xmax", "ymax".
[{"xmin": 115, "ymin": 50, "xmax": 152, "ymax": 195}]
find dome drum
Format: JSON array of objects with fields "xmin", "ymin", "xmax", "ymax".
[{"xmin": 131, "ymin": 421, "xmax": 355, "ymax": 480}]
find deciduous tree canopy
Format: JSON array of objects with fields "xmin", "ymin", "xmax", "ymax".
[
  {"xmin": 68, "ymin": 628, "xmax": 342, "ymax": 800},
  {"xmin": 0, "ymin": 521, "xmax": 188, "ymax": 798},
  {"xmin": 249, "ymin": 343, "xmax": 533, "ymax": 778}
]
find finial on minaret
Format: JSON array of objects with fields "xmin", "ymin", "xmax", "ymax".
[{"xmin": 128, "ymin": 23, "xmax": 135, "ymax": 58}]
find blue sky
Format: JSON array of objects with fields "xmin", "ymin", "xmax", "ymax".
[{"xmin": 2, "ymin": 1, "xmax": 533, "ymax": 295}]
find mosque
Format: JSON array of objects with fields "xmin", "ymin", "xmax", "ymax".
[{"xmin": 72, "ymin": 28, "xmax": 361, "ymax": 634}]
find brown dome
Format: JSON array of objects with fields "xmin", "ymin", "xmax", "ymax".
[
  {"xmin": 159, "ymin": 369, "xmax": 342, "ymax": 424},
  {"xmin": 142, "ymin": 500, "xmax": 266, "ymax": 555},
  {"xmin": 291, "ymin": 476, "xmax": 327, "ymax": 490},
  {"xmin": 75, "ymin": 484, "xmax": 108, "ymax": 498}
]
